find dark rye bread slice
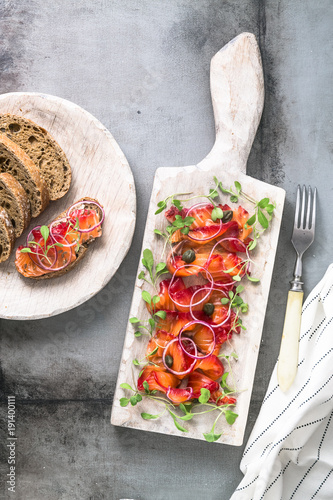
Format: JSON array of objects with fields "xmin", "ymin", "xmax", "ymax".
[
  {"xmin": 0, "ymin": 133, "xmax": 49, "ymax": 217},
  {"xmin": 19, "ymin": 198, "xmax": 103, "ymax": 280},
  {"xmin": 0, "ymin": 172, "xmax": 31, "ymax": 237},
  {"xmin": 0, "ymin": 114, "xmax": 71, "ymax": 201},
  {"xmin": 0, "ymin": 207, "xmax": 15, "ymax": 262}
]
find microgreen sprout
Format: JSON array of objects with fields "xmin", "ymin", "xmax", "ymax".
[
  {"xmin": 215, "ymin": 176, "xmax": 276, "ymax": 250},
  {"xmin": 155, "ymin": 215, "xmax": 196, "ymax": 242},
  {"xmin": 155, "ymin": 184, "xmax": 220, "ymax": 216},
  {"xmin": 138, "ymin": 248, "xmax": 169, "ymax": 291},
  {"xmin": 218, "ymin": 353, "xmax": 239, "ymax": 395},
  {"xmin": 220, "ymin": 255, "xmax": 260, "ymax": 283},
  {"xmin": 221, "ymin": 285, "xmax": 248, "ymax": 333},
  {"xmin": 128, "ymin": 248, "xmax": 168, "ymax": 336},
  {"xmin": 129, "ymin": 306, "xmax": 166, "ymax": 338}
]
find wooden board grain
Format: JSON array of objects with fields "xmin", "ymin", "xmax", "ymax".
[
  {"xmin": 0, "ymin": 93, "xmax": 136, "ymax": 320},
  {"xmin": 111, "ymin": 33, "xmax": 285, "ymax": 445}
]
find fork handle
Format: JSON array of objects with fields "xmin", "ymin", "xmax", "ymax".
[{"xmin": 277, "ymin": 290, "xmax": 304, "ymax": 392}]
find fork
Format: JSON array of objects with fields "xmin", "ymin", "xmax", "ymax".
[{"xmin": 277, "ymin": 185, "xmax": 317, "ymax": 392}]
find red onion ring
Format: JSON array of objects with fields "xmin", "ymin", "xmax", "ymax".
[
  {"xmin": 26, "ymin": 225, "xmax": 42, "ymax": 248},
  {"xmin": 186, "ymin": 202, "xmax": 223, "ymax": 242},
  {"xmin": 168, "ymin": 264, "xmax": 214, "ymax": 309},
  {"xmin": 34, "ymin": 246, "xmax": 58, "ymax": 271},
  {"xmin": 66, "ymin": 200, "xmax": 105, "ymax": 233},
  {"xmin": 179, "ymin": 321, "xmax": 216, "ymax": 359},
  {"xmin": 162, "ymin": 337, "xmax": 197, "ymax": 376},
  {"xmin": 205, "ymin": 237, "xmax": 251, "ymax": 276},
  {"xmin": 189, "ymin": 287, "xmax": 231, "ymax": 327},
  {"xmin": 49, "ymin": 218, "xmax": 79, "ymax": 248},
  {"xmin": 26, "ymin": 225, "xmax": 58, "ymax": 269},
  {"xmin": 207, "ymin": 237, "xmax": 250, "ymax": 262},
  {"xmin": 35, "ymin": 239, "xmax": 74, "ymax": 272}
]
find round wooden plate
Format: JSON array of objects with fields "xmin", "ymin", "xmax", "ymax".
[{"xmin": 0, "ymin": 92, "xmax": 136, "ymax": 320}]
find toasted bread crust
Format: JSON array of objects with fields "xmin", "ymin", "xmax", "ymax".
[
  {"xmin": 18, "ymin": 197, "xmax": 103, "ymax": 280},
  {"xmin": 0, "ymin": 206, "xmax": 15, "ymax": 262},
  {"xmin": 0, "ymin": 172, "xmax": 31, "ymax": 237},
  {"xmin": 0, "ymin": 133, "xmax": 49, "ymax": 217},
  {"xmin": 0, "ymin": 114, "xmax": 71, "ymax": 201}
]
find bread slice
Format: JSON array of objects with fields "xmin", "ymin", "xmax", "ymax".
[
  {"xmin": 0, "ymin": 172, "xmax": 31, "ymax": 238},
  {"xmin": 0, "ymin": 114, "xmax": 71, "ymax": 201},
  {"xmin": 16, "ymin": 197, "xmax": 103, "ymax": 279},
  {"xmin": 0, "ymin": 207, "xmax": 15, "ymax": 262},
  {"xmin": 0, "ymin": 133, "xmax": 49, "ymax": 217}
]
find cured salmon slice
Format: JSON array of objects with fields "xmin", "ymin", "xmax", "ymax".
[{"xmin": 15, "ymin": 206, "xmax": 102, "ymax": 278}]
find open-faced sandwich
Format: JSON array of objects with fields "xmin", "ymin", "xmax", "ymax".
[{"xmin": 15, "ymin": 198, "xmax": 104, "ymax": 279}]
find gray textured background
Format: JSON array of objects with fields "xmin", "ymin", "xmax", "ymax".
[{"xmin": 0, "ymin": 1, "xmax": 332, "ymax": 499}]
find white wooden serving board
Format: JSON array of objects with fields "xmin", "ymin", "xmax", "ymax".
[
  {"xmin": 111, "ymin": 33, "xmax": 285, "ymax": 445},
  {"xmin": 0, "ymin": 93, "xmax": 136, "ymax": 320}
]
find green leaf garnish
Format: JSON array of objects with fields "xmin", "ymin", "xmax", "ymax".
[
  {"xmin": 154, "ymin": 310, "xmax": 166, "ymax": 319},
  {"xmin": 247, "ymin": 276, "xmax": 260, "ymax": 283},
  {"xmin": 246, "ymin": 214, "xmax": 256, "ymax": 226},
  {"xmin": 156, "ymin": 262, "xmax": 167, "ymax": 273},
  {"xmin": 40, "ymin": 225, "xmax": 49, "ymax": 243},
  {"xmin": 198, "ymin": 388, "xmax": 211, "ymax": 404},
  {"xmin": 178, "ymin": 413, "xmax": 194, "ymax": 421},
  {"xmin": 224, "ymin": 410, "xmax": 238, "ymax": 425},
  {"xmin": 141, "ymin": 413, "xmax": 159, "ymax": 420},
  {"xmin": 179, "ymin": 403, "xmax": 188, "ymax": 415},
  {"xmin": 147, "ymin": 346, "xmax": 158, "ymax": 356},
  {"xmin": 203, "ymin": 430, "xmax": 223, "ymax": 442},
  {"xmin": 143, "ymin": 381, "xmax": 150, "ymax": 394},
  {"xmin": 120, "ymin": 383, "xmax": 134, "ymax": 391},
  {"xmin": 148, "ymin": 318, "xmax": 156, "ymax": 329},
  {"xmin": 248, "ymin": 239, "xmax": 257, "ymax": 251},
  {"xmin": 130, "ymin": 396, "xmax": 138, "ymax": 406},
  {"xmin": 234, "ymin": 181, "xmax": 241, "ymax": 194},
  {"xmin": 120, "ymin": 398, "xmax": 130, "ymax": 407},
  {"xmin": 152, "ymin": 295, "xmax": 160, "ymax": 305},
  {"xmin": 20, "ymin": 248, "xmax": 32, "ymax": 253},
  {"xmin": 257, "ymin": 209, "xmax": 268, "ymax": 229},
  {"xmin": 258, "ymin": 197, "xmax": 270, "ymax": 209},
  {"xmin": 173, "ymin": 199, "xmax": 183, "ymax": 211},
  {"xmin": 141, "ymin": 290, "xmax": 152, "ymax": 304},
  {"xmin": 211, "ymin": 207, "xmax": 223, "ymax": 222},
  {"xmin": 129, "ymin": 317, "xmax": 140, "ymax": 324}
]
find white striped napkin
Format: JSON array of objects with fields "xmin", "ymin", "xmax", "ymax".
[{"xmin": 231, "ymin": 264, "xmax": 333, "ymax": 500}]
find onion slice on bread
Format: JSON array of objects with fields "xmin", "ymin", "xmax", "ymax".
[{"xmin": 15, "ymin": 197, "xmax": 104, "ymax": 279}]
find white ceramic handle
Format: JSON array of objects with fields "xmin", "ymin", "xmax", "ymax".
[
  {"xmin": 199, "ymin": 33, "xmax": 264, "ymax": 173},
  {"xmin": 277, "ymin": 291, "xmax": 304, "ymax": 392}
]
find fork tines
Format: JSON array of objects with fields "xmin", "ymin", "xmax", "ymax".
[{"xmin": 294, "ymin": 185, "xmax": 317, "ymax": 231}]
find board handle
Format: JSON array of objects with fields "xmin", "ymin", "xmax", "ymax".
[{"xmin": 199, "ymin": 33, "xmax": 264, "ymax": 174}]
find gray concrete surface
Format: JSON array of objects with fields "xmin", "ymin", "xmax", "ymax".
[{"xmin": 0, "ymin": 1, "xmax": 332, "ymax": 499}]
